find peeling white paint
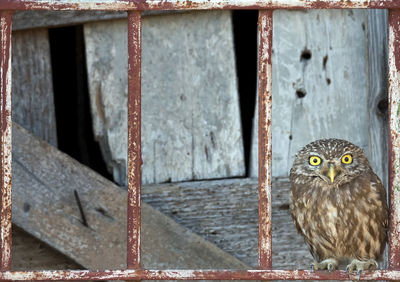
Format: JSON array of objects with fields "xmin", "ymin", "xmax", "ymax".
[
  {"xmin": 2, "ymin": 269, "xmax": 400, "ymax": 280},
  {"xmin": 258, "ymin": 10, "xmax": 273, "ymax": 268},
  {"xmin": 388, "ymin": 15, "xmax": 400, "ymax": 268},
  {"xmin": 8, "ymin": 0, "xmax": 398, "ymax": 10}
]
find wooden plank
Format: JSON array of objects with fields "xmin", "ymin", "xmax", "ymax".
[
  {"xmin": 367, "ymin": 9, "xmax": 389, "ymax": 269},
  {"xmin": 11, "ymin": 123, "xmax": 249, "ymax": 272},
  {"xmin": 12, "ymin": 11, "xmax": 184, "ymax": 31},
  {"xmin": 84, "ymin": 12, "xmax": 245, "ymax": 186},
  {"xmin": 250, "ymin": 10, "xmax": 387, "ymax": 181},
  {"xmin": 12, "ymin": 226, "xmax": 82, "ymax": 271},
  {"xmin": 12, "ymin": 226, "xmax": 90, "ymax": 282},
  {"xmin": 13, "ymin": 11, "xmax": 127, "ymax": 31},
  {"xmin": 12, "ymin": 28, "xmax": 57, "ymax": 147},
  {"xmin": 366, "ymin": 9, "xmax": 389, "ymax": 189},
  {"xmin": 142, "ymin": 177, "xmax": 312, "ymax": 269}
]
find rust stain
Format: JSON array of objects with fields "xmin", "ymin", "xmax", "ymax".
[
  {"xmin": 257, "ymin": 9, "xmax": 272, "ymax": 270},
  {"xmin": 0, "ymin": 0, "xmax": 397, "ymax": 10},
  {"xmin": 388, "ymin": 9, "xmax": 400, "ymax": 270},
  {"xmin": 127, "ymin": 11, "xmax": 142, "ymax": 270},
  {"xmin": 0, "ymin": 11, "xmax": 13, "ymax": 272},
  {"xmin": 1, "ymin": 269, "xmax": 400, "ymax": 280}
]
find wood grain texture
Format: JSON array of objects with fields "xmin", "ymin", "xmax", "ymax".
[
  {"xmin": 12, "ymin": 11, "xmax": 184, "ymax": 31},
  {"xmin": 366, "ymin": 9, "xmax": 388, "ymax": 190},
  {"xmin": 366, "ymin": 10, "xmax": 389, "ymax": 269},
  {"xmin": 11, "ymin": 123, "xmax": 248, "ymax": 272},
  {"xmin": 250, "ymin": 10, "xmax": 387, "ymax": 181},
  {"xmin": 12, "ymin": 226, "xmax": 90, "ymax": 282},
  {"xmin": 12, "ymin": 28, "xmax": 57, "ymax": 147},
  {"xmin": 142, "ymin": 177, "xmax": 312, "ymax": 269},
  {"xmin": 12, "ymin": 226, "xmax": 82, "ymax": 271},
  {"xmin": 84, "ymin": 12, "xmax": 244, "ymax": 186}
]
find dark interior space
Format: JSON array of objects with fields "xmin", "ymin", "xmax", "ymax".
[
  {"xmin": 48, "ymin": 26, "xmax": 113, "ymax": 181},
  {"xmin": 232, "ymin": 10, "xmax": 259, "ymax": 176}
]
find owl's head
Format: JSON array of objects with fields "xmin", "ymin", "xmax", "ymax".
[{"xmin": 290, "ymin": 138, "xmax": 371, "ymax": 185}]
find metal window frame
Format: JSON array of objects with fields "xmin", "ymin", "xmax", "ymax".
[{"xmin": 0, "ymin": 1, "xmax": 399, "ymax": 280}]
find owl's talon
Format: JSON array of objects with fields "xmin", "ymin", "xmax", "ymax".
[
  {"xmin": 346, "ymin": 259, "xmax": 378, "ymax": 278},
  {"xmin": 357, "ymin": 269, "xmax": 362, "ymax": 280},
  {"xmin": 311, "ymin": 259, "xmax": 338, "ymax": 271}
]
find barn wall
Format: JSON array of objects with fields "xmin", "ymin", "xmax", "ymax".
[
  {"xmin": 84, "ymin": 11, "xmax": 245, "ymax": 186},
  {"xmin": 12, "ymin": 28, "xmax": 57, "ymax": 147},
  {"xmin": 250, "ymin": 10, "xmax": 388, "ymax": 186},
  {"xmin": 10, "ymin": 10, "xmax": 388, "ymax": 186}
]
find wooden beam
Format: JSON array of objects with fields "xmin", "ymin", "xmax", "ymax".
[
  {"xmin": 11, "ymin": 123, "xmax": 248, "ymax": 271},
  {"xmin": 143, "ymin": 177, "xmax": 312, "ymax": 269},
  {"xmin": 12, "ymin": 11, "xmax": 186, "ymax": 31}
]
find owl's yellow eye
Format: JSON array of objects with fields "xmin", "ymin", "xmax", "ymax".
[
  {"xmin": 341, "ymin": 154, "xmax": 352, "ymax": 164},
  {"xmin": 309, "ymin": 156, "xmax": 321, "ymax": 166}
]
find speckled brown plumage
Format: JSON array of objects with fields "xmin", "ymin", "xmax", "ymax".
[{"xmin": 289, "ymin": 139, "xmax": 388, "ymax": 274}]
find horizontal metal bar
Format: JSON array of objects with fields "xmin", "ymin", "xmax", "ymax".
[
  {"xmin": 0, "ymin": 269, "xmax": 400, "ymax": 281},
  {"xmin": 0, "ymin": 0, "xmax": 398, "ymax": 10}
]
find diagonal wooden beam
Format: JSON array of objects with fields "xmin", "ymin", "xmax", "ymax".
[{"xmin": 11, "ymin": 123, "xmax": 248, "ymax": 271}]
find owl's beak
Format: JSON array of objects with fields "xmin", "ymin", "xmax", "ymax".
[{"xmin": 327, "ymin": 164, "xmax": 337, "ymax": 183}]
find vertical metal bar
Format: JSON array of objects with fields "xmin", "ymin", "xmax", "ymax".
[
  {"xmin": 257, "ymin": 9, "xmax": 273, "ymax": 269},
  {"xmin": 127, "ymin": 10, "xmax": 142, "ymax": 269},
  {"xmin": 0, "ymin": 11, "xmax": 12, "ymax": 271},
  {"xmin": 388, "ymin": 8, "xmax": 400, "ymax": 270}
]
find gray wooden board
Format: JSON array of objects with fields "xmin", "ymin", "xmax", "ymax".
[
  {"xmin": 250, "ymin": 10, "xmax": 387, "ymax": 184},
  {"xmin": 366, "ymin": 9, "xmax": 389, "ymax": 269},
  {"xmin": 142, "ymin": 177, "xmax": 313, "ymax": 269},
  {"xmin": 12, "ymin": 11, "xmax": 184, "ymax": 31},
  {"xmin": 366, "ymin": 9, "xmax": 388, "ymax": 189},
  {"xmin": 12, "ymin": 28, "xmax": 58, "ymax": 147},
  {"xmin": 84, "ymin": 11, "xmax": 245, "ymax": 186},
  {"xmin": 12, "ymin": 225, "xmax": 83, "ymax": 270},
  {"xmin": 12, "ymin": 123, "xmax": 249, "ymax": 274}
]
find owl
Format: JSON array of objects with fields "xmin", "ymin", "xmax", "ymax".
[{"xmin": 289, "ymin": 138, "xmax": 388, "ymax": 277}]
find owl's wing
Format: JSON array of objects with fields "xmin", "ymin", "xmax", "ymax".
[{"xmin": 370, "ymin": 172, "xmax": 389, "ymax": 230}]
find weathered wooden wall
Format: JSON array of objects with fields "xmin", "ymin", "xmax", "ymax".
[
  {"xmin": 12, "ymin": 28, "xmax": 57, "ymax": 147},
  {"xmin": 142, "ymin": 177, "xmax": 312, "ymax": 269},
  {"xmin": 250, "ymin": 10, "xmax": 388, "ymax": 186},
  {"xmin": 11, "ymin": 123, "xmax": 314, "ymax": 272},
  {"xmin": 84, "ymin": 11, "xmax": 245, "ymax": 186},
  {"xmin": 12, "ymin": 124, "xmax": 248, "ymax": 271},
  {"xmin": 7, "ymin": 9, "xmax": 390, "ymax": 273}
]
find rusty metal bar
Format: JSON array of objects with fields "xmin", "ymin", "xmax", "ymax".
[
  {"xmin": 388, "ymin": 8, "xmax": 400, "ymax": 270},
  {"xmin": 1, "ymin": 269, "xmax": 400, "ymax": 280},
  {"xmin": 127, "ymin": 10, "xmax": 142, "ymax": 269},
  {"xmin": 0, "ymin": 0, "xmax": 399, "ymax": 11},
  {"xmin": 0, "ymin": 11, "xmax": 12, "ymax": 272},
  {"xmin": 257, "ymin": 9, "xmax": 273, "ymax": 269}
]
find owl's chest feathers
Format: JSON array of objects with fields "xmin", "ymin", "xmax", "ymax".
[{"xmin": 291, "ymin": 177, "xmax": 384, "ymax": 260}]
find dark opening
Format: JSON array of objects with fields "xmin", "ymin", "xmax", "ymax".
[
  {"xmin": 232, "ymin": 10, "xmax": 258, "ymax": 177},
  {"xmin": 377, "ymin": 98, "xmax": 388, "ymax": 116},
  {"xmin": 300, "ymin": 48, "xmax": 312, "ymax": 61},
  {"xmin": 49, "ymin": 26, "xmax": 112, "ymax": 181},
  {"xmin": 296, "ymin": 89, "xmax": 307, "ymax": 99}
]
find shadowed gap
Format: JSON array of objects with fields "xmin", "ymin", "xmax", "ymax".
[
  {"xmin": 49, "ymin": 26, "xmax": 113, "ymax": 181},
  {"xmin": 232, "ymin": 10, "xmax": 258, "ymax": 177}
]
